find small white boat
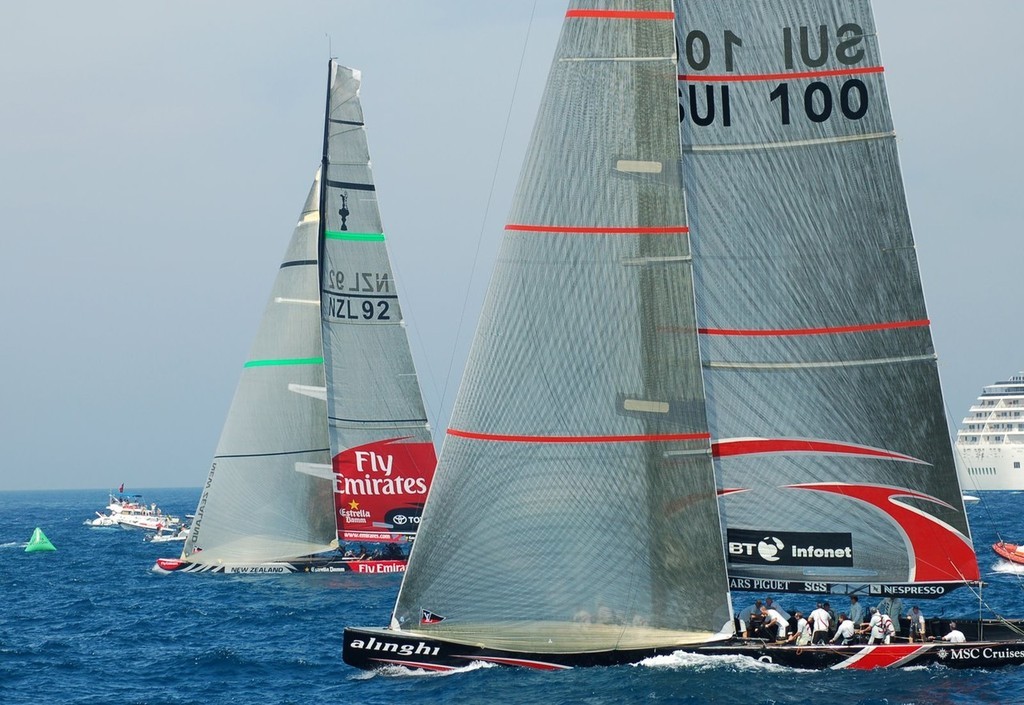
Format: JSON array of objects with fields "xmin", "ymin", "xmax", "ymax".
[
  {"xmin": 963, "ymin": 494, "xmax": 980, "ymax": 504},
  {"xmin": 84, "ymin": 512, "xmax": 120, "ymax": 527},
  {"xmin": 145, "ymin": 526, "xmax": 190, "ymax": 543}
]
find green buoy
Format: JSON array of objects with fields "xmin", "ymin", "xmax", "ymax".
[{"xmin": 25, "ymin": 527, "xmax": 56, "ymax": 553}]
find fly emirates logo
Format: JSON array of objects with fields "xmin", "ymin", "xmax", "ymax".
[{"xmin": 337, "ymin": 449, "xmax": 429, "ymax": 496}]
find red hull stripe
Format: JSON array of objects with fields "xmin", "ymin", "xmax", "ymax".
[
  {"xmin": 834, "ymin": 644, "xmax": 933, "ymax": 670},
  {"xmin": 713, "ymin": 438, "xmax": 925, "ymax": 464},
  {"xmin": 699, "ymin": 319, "xmax": 929, "ymax": 337},
  {"xmin": 463, "ymin": 655, "xmax": 571, "ymax": 671},
  {"xmin": 680, "ymin": 66, "xmax": 885, "ymax": 83},
  {"xmin": 448, "ymin": 428, "xmax": 710, "ymax": 444},
  {"xmin": 371, "ymin": 658, "xmax": 455, "ymax": 672},
  {"xmin": 506, "ymin": 224, "xmax": 689, "ymax": 235},
  {"xmin": 566, "ymin": 10, "xmax": 674, "ymax": 20}
]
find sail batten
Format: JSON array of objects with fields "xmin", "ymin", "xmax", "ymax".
[{"xmin": 684, "ymin": 131, "xmax": 894, "ymax": 153}]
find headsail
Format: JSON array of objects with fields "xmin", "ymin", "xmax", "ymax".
[
  {"xmin": 183, "ymin": 172, "xmax": 335, "ymax": 564},
  {"xmin": 677, "ymin": 1, "xmax": 978, "ymax": 596},
  {"xmin": 390, "ymin": 1, "xmax": 733, "ymax": 652},
  {"xmin": 318, "ymin": 63, "xmax": 437, "ymax": 555}
]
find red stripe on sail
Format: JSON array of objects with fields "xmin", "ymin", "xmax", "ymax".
[
  {"xmin": 566, "ymin": 9, "xmax": 675, "ymax": 20},
  {"xmin": 447, "ymin": 428, "xmax": 709, "ymax": 444},
  {"xmin": 713, "ymin": 438, "xmax": 926, "ymax": 464},
  {"xmin": 788, "ymin": 484, "xmax": 980, "ymax": 582},
  {"xmin": 506, "ymin": 224, "xmax": 689, "ymax": 235},
  {"xmin": 699, "ymin": 319, "xmax": 929, "ymax": 337},
  {"xmin": 680, "ymin": 66, "xmax": 885, "ymax": 82}
]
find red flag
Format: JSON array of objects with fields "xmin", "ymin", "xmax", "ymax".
[{"xmin": 118, "ymin": 483, "xmax": 124, "ymax": 493}]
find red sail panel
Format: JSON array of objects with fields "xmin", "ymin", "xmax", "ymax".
[
  {"xmin": 789, "ymin": 484, "xmax": 979, "ymax": 582},
  {"xmin": 333, "ymin": 438, "xmax": 437, "ymax": 543}
]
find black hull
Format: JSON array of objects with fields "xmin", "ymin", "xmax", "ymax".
[
  {"xmin": 342, "ymin": 626, "xmax": 694, "ymax": 671},
  {"xmin": 154, "ymin": 556, "xmax": 406, "ymax": 575},
  {"xmin": 343, "ymin": 626, "xmax": 1024, "ymax": 672}
]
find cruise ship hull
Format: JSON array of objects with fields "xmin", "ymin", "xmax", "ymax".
[{"xmin": 957, "ymin": 445, "xmax": 1024, "ymax": 491}]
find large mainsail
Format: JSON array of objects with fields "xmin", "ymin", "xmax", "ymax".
[
  {"xmin": 677, "ymin": 2, "xmax": 979, "ymax": 594},
  {"xmin": 318, "ymin": 63, "xmax": 437, "ymax": 551},
  {"xmin": 391, "ymin": 2, "xmax": 733, "ymax": 652},
  {"xmin": 184, "ymin": 172, "xmax": 335, "ymax": 564}
]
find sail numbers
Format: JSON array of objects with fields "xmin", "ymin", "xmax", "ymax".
[
  {"xmin": 326, "ymin": 296, "xmax": 391, "ymax": 321},
  {"xmin": 769, "ymin": 80, "xmax": 869, "ymax": 125},
  {"xmin": 679, "ymin": 23, "xmax": 874, "ymax": 129},
  {"xmin": 684, "ymin": 29, "xmax": 743, "ymax": 72},
  {"xmin": 325, "ymin": 270, "xmax": 394, "ymax": 321}
]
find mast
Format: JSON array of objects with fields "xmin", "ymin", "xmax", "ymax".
[
  {"xmin": 317, "ymin": 59, "xmax": 332, "ymax": 303},
  {"xmin": 631, "ymin": 5, "xmax": 721, "ymax": 627}
]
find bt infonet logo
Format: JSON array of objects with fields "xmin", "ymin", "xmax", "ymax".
[{"xmin": 727, "ymin": 529, "xmax": 854, "ymax": 567}]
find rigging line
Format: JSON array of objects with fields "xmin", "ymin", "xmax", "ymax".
[
  {"xmin": 435, "ymin": 0, "xmax": 541, "ymax": 435},
  {"xmin": 944, "ymin": 394, "xmax": 986, "ymax": 502},
  {"xmin": 937, "ymin": 362, "xmax": 1003, "ymax": 557},
  {"xmin": 949, "ymin": 574, "xmax": 1024, "ymax": 636}
]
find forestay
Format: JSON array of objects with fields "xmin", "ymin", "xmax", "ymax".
[{"xmin": 677, "ymin": 1, "xmax": 979, "ymax": 596}]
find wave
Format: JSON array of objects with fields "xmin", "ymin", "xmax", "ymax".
[
  {"xmin": 353, "ymin": 661, "xmax": 497, "ymax": 679},
  {"xmin": 636, "ymin": 650, "xmax": 808, "ymax": 674},
  {"xmin": 992, "ymin": 560, "xmax": 1024, "ymax": 576}
]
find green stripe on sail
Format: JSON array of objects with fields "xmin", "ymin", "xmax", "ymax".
[
  {"xmin": 243, "ymin": 357, "xmax": 324, "ymax": 368},
  {"xmin": 325, "ymin": 230, "xmax": 385, "ymax": 242}
]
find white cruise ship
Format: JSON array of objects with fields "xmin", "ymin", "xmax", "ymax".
[{"xmin": 956, "ymin": 372, "xmax": 1024, "ymax": 491}]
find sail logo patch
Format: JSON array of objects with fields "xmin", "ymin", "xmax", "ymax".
[{"xmin": 727, "ymin": 529, "xmax": 853, "ymax": 567}]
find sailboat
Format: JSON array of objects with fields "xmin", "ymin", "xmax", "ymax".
[
  {"xmin": 155, "ymin": 62, "xmax": 437, "ymax": 575},
  {"xmin": 342, "ymin": 2, "xmax": 1024, "ymax": 670}
]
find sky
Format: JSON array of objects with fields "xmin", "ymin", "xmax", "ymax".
[{"xmin": 1, "ymin": 1, "xmax": 1022, "ymax": 492}]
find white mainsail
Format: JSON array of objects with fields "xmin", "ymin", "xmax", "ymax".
[
  {"xmin": 183, "ymin": 172, "xmax": 335, "ymax": 564},
  {"xmin": 390, "ymin": 1, "xmax": 734, "ymax": 651}
]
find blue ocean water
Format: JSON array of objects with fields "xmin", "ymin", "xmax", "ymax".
[{"xmin": 2, "ymin": 488, "xmax": 1023, "ymax": 705}]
